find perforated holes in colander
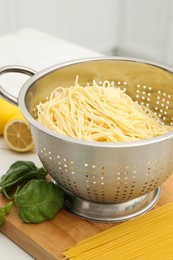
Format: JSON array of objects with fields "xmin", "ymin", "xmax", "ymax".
[
  {"xmin": 39, "ymin": 144, "xmax": 81, "ymax": 195},
  {"xmin": 138, "ymin": 157, "xmax": 167, "ymax": 197},
  {"xmin": 56, "ymin": 155, "xmax": 81, "ymax": 195},
  {"xmin": 134, "ymin": 84, "xmax": 173, "ymax": 125},
  {"xmin": 135, "ymin": 84, "xmax": 152, "ymax": 107},
  {"xmin": 84, "ymin": 163, "xmax": 101, "ymax": 201},
  {"xmin": 113, "ymin": 164, "xmax": 138, "ymax": 202},
  {"xmin": 155, "ymin": 91, "xmax": 172, "ymax": 122},
  {"xmin": 83, "ymin": 163, "xmax": 112, "ymax": 201}
]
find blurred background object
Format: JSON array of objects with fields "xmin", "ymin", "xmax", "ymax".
[{"xmin": 0, "ymin": 0, "xmax": 173, "ymax": 66}]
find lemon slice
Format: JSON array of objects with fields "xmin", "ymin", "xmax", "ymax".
[{"xmin": 4, "ymin": 114, "xmax": 34, "ymax": 152}]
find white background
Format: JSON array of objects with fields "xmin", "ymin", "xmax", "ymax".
[{"xmin": 0, "ymin": 0, "xmax": 173, "ymax": 66}]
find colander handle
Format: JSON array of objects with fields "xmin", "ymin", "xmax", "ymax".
[{"xmin": 0, "ymin": 65, "xmax": 36, "ymax": 106}]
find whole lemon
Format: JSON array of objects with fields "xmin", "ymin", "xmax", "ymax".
[{"xmin": 0, "ymin": 98, "xmax": 20, "ymax": 135}]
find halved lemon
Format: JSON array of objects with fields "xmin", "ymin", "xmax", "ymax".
[{"xmin": 4, "ymin": 114, "xmax": 34, "ymax": 152}]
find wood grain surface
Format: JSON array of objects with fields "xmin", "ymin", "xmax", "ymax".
[{"xmin": 1, "ymin": 173, "xmax": 173, "ymax": 260}]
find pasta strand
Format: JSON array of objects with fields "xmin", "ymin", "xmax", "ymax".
[
  {"xmin": 63, "ymin": 202, "xmax": 173, "ymax": 260},
  {"xmin": 36, "ymin": 79, "xmax": 173, "ymax": 142}
]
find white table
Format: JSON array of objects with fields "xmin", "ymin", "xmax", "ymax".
[{"xmin": 0, "ymin": 28, "xmax": 100, "ymax": 259}]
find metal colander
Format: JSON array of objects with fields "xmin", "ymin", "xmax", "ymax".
[{"xmin": 1, "ymin": 57, "xmax": 173, "ymax": 222}]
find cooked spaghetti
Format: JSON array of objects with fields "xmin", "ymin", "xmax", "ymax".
[
  {"xmin": 36, "ymin": 78, "xmax": 173, "ymax": 142},
  {"xmin": 63, "ymin": 202, "xmax": 173, "ymax": 260}
]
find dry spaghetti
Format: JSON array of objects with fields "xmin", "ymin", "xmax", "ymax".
[
  {"xmin": 36, "ymin": 78, "xmax": 173, "ymax": 142},
  {"xmin": 63, "ymin": 202, "xmax": 173, "ymax": 260}
]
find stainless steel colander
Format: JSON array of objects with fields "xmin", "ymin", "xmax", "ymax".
[{"xmin": 1, "ymin": 57, "xmax": 173, "ymax": 222}]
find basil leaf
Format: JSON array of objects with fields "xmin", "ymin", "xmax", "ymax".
[
  {"xmin": 14, "ymin": 179, "xmax": 64, "ymax": 223},
  {"xmin": 0, "ymin": 201, "xmax": 13, "ymax": 225},
  {"xmin": 0, "ymin": 161, "xmax": 48, "ymax": 199},
  {"xmin": 3, "ymin": 201, "xmax": 13, "ymax": 214}
]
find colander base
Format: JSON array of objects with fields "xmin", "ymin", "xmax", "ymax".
[{"xmin": 64, "ymin": 187, "xmax": 161, "ymax": 222}]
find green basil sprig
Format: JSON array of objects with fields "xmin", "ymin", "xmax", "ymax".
[
  {"xmin": 0, "ymin": 161, "xmax": 47, "ymax": 199},
  {"xmin": 0, "ymin": 161, "xmax": 64, "ymax": 224}
]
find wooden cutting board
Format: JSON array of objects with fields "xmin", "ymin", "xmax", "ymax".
[{"xmin": 1, "ymin": 174, "xmax": 173, "ymax": 260}]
